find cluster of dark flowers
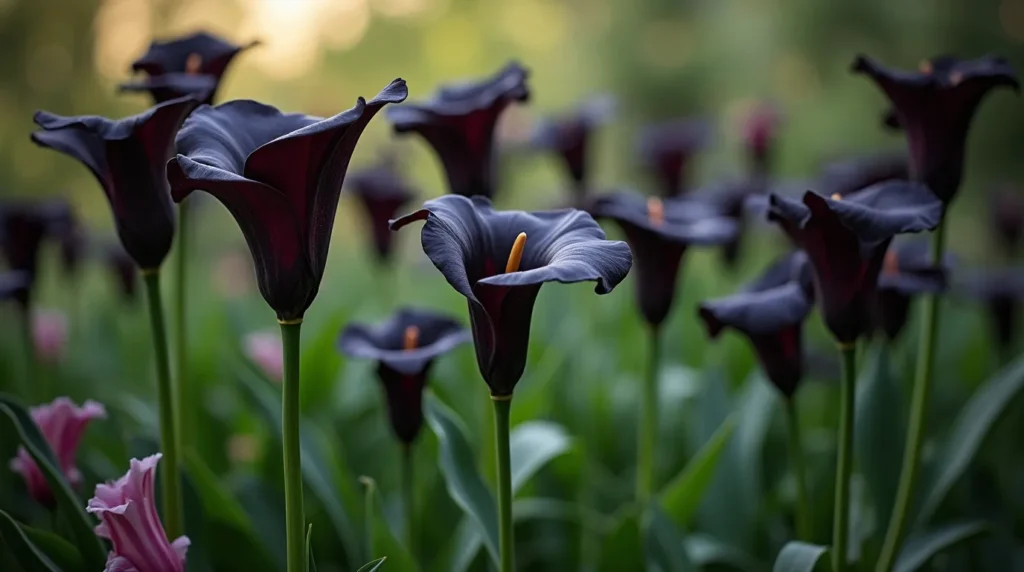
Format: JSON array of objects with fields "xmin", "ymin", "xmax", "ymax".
[{"xmin": 1, "ymin": 25, "xmax": 1021, "ymax": 572}]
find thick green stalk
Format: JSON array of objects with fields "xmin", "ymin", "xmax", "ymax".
[
  {"xmin": 493, "ymin": 396, "xmax": 514, "ymax": 572},
  {"xmin": 401, "ymin": 444, "xmax": 415, "ymax": 557},
  {"xmin": 636, "ymin": 327, "xmax": 660, "ymax": 502},
  {"xmin": 142, "ymin": 271, "xmax": 183, "ymax": 539},
  {"xmin": 174, "ymin": 200, "xmax": 191, "ymax": 450},
  {"xmin": 785, "ymin": 397, "xmax": 811, "ymax": 541},
  {"xmin": 832, "ymin": 343, "xmax": 857, "ymax": 572},
  {"xmin": 876, "ymin": 220, "xmax": 946, "ymax": 572},
  {"xmin": 280, "ymin": 321, "xmax": 305, "ymax": 572}
]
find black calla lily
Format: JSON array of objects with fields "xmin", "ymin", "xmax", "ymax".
[
  {"xmin": 168, "ymin": 80, "xmax": 408, "ymax": 320},
  {"xmin": 388, "ymin": 63, "xmax": 529, "ymax": 199},
  {"xmin": 960, "ymin": 268, "xmax": 1024, "ymax": 352},
  {"xmin": 338, "ymin": 308, "xmax": 470, "ymax": 444},
  {"xmin": 530, "ymin": 95, "xmax": 615, "ymax": 198},
  {"xmin": 817, "ymin": 152, "xmax": 909, "ymax": 199},
  {"xmin": 0, "ymin": 271, "xmax": 29, "ymax": 303},
  {"xmin": 121, "ymin": 32, "xmax": 258, "ymax": 104},
  {"xmin": 31, "ymin": 96, "xmax": 201, "ymax": 270},
  {"xmin": 391, "ymin": 195, "xmax": 632, "ymax": 396},
  {"xmin": 699, "ymin": 251, "xmax": 813, "ymax": 397},
  {"xmin": 345, "ymin": 161, "xmax": 417, "ymax": 264},
  {"xmin": 0, "ymin": 203, "xmax": 49, "ymax": 307},
  {"xmin": 768, "ymin": 181, "xmax": 943, "ymax": 343},
  {"xmin": 591, "ymin": 191, "xmax": 737, "ymax": 327},
  {"xmin": 636, "ymin": 118, "xmax": 711, "ymax": 197},
  {"xmin": 990, "ymin": 186, "xmax": 1024, "ymax": 257},
  {"xmin": 874, "ymin": 240, "xmax": 948, "ymax": 341},
  {"xmin": 852, "ymin": 54, "xmax": 1019, "ymax": 203}
]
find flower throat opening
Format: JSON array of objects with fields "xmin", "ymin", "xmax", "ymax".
[
  {"xmin": 403, "ymin": 326, "xmax": 419, "ymax": 351},
  {"xmin": 646, "ymin": 197, "xmax": 664, "ymax": 226},
  {"xmin": 185, "ymin": 53, "xmax": 203, "ymax": 75}
]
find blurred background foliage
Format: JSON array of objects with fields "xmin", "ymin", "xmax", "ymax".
[{"xmin": 2, "ymin": 0, "xmax": 1024, "ymax": 571}]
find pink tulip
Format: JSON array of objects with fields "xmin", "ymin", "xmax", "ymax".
[
  {"xmin": 9, "ymin": 397, "xmax": 106, "ymax": 506},
  {"xmin": 244, "ymin": 330, "xmax": 283, "ymax": 382},
  {"xmin": 32, "ymin": 309, "xmax": 68, "ymax": 363},
  {"xmin": 88, "ymin": 454, "xmax": 190, "ymax": 572}
]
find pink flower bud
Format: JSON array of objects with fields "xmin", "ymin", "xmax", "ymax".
[
  {"xmin": 32, "ymin": 309, "xmax": 68, "ymax": 363},
  {"xmin": 244, "ymin": 330, "xmax": 283, "ymax": 382}
]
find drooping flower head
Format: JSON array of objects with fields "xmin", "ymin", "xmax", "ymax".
[
  {"xmin": 168, "ymin": 80, "xmax": 408, "ymax": 321},
  {"xmin": 873, "ymin": 240, "xmax": 949, "ymax": 341},
  {"xmin": 121, "ymin": 32, "xmax": 259, "ymax": 104},
  {"xmin": 530, "ymin": 95, "xmax": 615, "ymax": 197},
  {"xmin": 32, "ymin": 96, "xmax": 201, "ymax": 270},
  {"xmin": 345, "ymin": 160, "xmax": 417, "ymax": 264},
  {"xmin": 768, "ymin": 181, "xmax": 943, "ymax": 343},
  {"xmin": 244, "ymin": 329, "xmax": 283, "ymax": 382},
  {"xmin": 88, "ymin": 454, "xmax": 189, "ymax": 572},
  {"xmin": 32, "ymin": 309, "xmax": 69, "ymax": 363},
  {"xmin": 9, "ymin": 397, "xmax": 106, "ymax": 506},
  {"xmin": 699, "ymin": 251, "xmax": 813, "ymax": 397},
  {"xmin": 852, "ymin": 54, "xmax": 1019, "ymax": 203},
  {"xmin": 960, "ymin": 267, "xmax": 1024, "ymax": 352},
  {"xmin": 389, "ymin": 63, "xmax": 529, "ymax": 199},
  {"xmin": 743, "ymin": 102, "xmax": 782, "ymax": 176},
  {"xmin": 591, "ymin": 191, "xmax": 737, "ymax": 328},
  {"xmin": 392, "ymin": 195, "xmax": 631, "ymax": 396},
  {"xmin": 339, "ymin": 308, "xmax": 470, "ymax": 443},
  {"xmin": 636, "ymin": 118, "xmax": 711, "ymax": 197}
]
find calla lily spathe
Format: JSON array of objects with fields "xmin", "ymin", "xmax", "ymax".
[
  {"xmin": 345, "ymin": 161, "xmax": 417, "ymax": 263},
  {"xmin": 874, "ymin": 240, "xmax": 948, "ymax": 340},
  {"xmin": 530, "ymin": 95, "xmax": 615, "ymax": 197},
  {"xmin": 168, "ymin": 80, "xmax": 408, "ymax": 320},
  {"xmin": 635, "ymin": 118, "xmax": 711, "ymax": 197}
]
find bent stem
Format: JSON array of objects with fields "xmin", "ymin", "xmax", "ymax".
[
  {"xmin": 142, "ymin": 271, "xmax": 183, "ymax": 539},
  {"xmin": 280, "ymin": 320, "xmax": 305, "ymax": 572},
  {"xmin": 636, "ymin": 326, "xmax": 660, "ymax": 503},
  {"xmin": 832, "ymin": 343, "xmax": 857, "ymax": 572},
  {"xmin": 174, "ymin": 200, "xmax": 191, "ymax": 450},
  {"xmin": 493, "ymin": 395, "xmax": 514, "ymax": 572},
  {"xmin": 785, "ymin": 397, "xmax": 810, "ymax": 541},
  {"xmin": 876, "ymin": 219, "xmax": 946, "ymax": 572},
  {"xmin": 401, "ymin": 444, "xmax": 415, "ymax": 558}
]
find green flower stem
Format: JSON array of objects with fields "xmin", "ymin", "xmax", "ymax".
[
  {"xmin": 785, "ymin": 397, "xmax": 810, "ymax": 541},
  {"xmin": 280, "ymin": 320, "xmax": 305, "ymax": 572},
  {"xmin": 493, "ymin": 395, "xmax": 514, "ymax": 572},
  {"xmin": 142, "ymin": 270, "xmax": 183, "ymax": 539},
  {"xmin": 876, "ymin": 218, "xmax": 947, "ymax": 572},
  {"xmin": 401, "ymin": 444, "xmax": 415, "ymax": 558},
  {"xmin": 174, "ymin": 200, "xmax": 191, "ymax": 450},
  {"xmin": 636, "ymin": 326, "xmax": 660, "ymax": 503},
  {"xmin": 832, "ymin": 342, "xmax": 857, "ymax": 572}
]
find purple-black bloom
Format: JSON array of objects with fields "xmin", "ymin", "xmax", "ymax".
[
  {"xmin": 391, "ymin": 195, "xmax": 631, "ymax": 396},
  {"xmin": 31, "ymin": 96, "xmax": 201, "ymax": 270},
  {"xmin": 591, "ymin": 191, "xmax": 737, "ymax": 327},
  {"xmin": 339, "ymin": 308, "xmax": 470, "ymax": 443},
  {"xmin": 168, "ymin": 80, "xmax": 407, "ymax": 321},
  {"xmin": 345, "ymin": 161, "xmax": 417, "ymax": 264},
  {"xmin": 817, "ymin": 152, "xmax": 909, "ymax": 199},
  {"xmin": 389, "ymin": 63, "xmax": 529, "ymax": 199},
  {"xmin": 636, "ymin": 118, "xmax": 711, "ymax": 197},
  {"xmin": 768, "ymin": 181, "xmax": 943, "ymax": 343},
  {"xmin": 699, "ymin": 252, "xmax": 813, "ymax": 397},
  {"xmin": 121, "ymin": 32, "xmax": 258, "ymax": 104},
  {"xmin": 530, "ymin": 95, "xmax": 615, "ymax": 198},
  {"xmin": 852, "ymin": 54, "xmax": 1019, "ymax": 203},
  {"xmin": 874, "ymin": 240, "xmax": 948, "ymax": 340},
  {"xmin": 0, "ymin": 202, "xmax": 51, "ymax": 307}
]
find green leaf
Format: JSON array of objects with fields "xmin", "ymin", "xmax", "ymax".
[
  {"xmin": 0, "ymin": 394, "xmax": 107, "ymax": 570},
  {"xmin": 917, "ymin": 356, "xmax": 1024, "ymax": 524},
  {"xmin": 423, "ymin": 395, "xmax": 499, "ymax": 564},
  {"xmin": 509, "ymin": 421, "xmax": 572, "ymax": 490},
  {"xmin": 643, "ymin": 505, "xmax": 695, "ymax": 572},
  {"xmin": 772, "ymin": 541, "xmax": 829, "ymax": 572},
  {"xmin": 598, "ymin": 509, "xmax": 643, "ymax": 572},
  {"xmin": 361, "ymin": 476, "xmax": 418, "ymax": 572},
  {"xmin": 306, "ymin": 523, "xmax": 315, "ymax": 572},
  {"xmin": 855, "ymin": 342, "xmax": 904, "ymax": 515},
  {"xmin": 0, "ymin": 509, "xmax": 59, "ymax": 572},
  {"xmin": 659, "ymin": 415, "xmax": 737, "ymax": 528},
  {"xmin": 684, "ymin": 534, "xmax": 762, "ymax": 572},
  {"xmin": 357, "ymin": 556, "xmax": 388, "ymax": 572},
  {"xmin": 20, "ymin": 523, "xmax": 84, "ymax": 572},
  {"xmin": 894, "ymin": 521, "xmax": 988, "ymax": 572}
]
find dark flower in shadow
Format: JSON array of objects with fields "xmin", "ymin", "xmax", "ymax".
[
  {"xmin": 104, "ymin": 242, "xmax": 138, "ymax": 303},
  {"xmin": 699, "ymin": 251, "xmax": 813, "ymax": 397},
  {"xmin": 391, "ymin": 195, "xmax": 631, "ymax": 396},
  {"xmin": 32, "ymin": 96, "xmax": 201, "ymax": 270},
  {"xmin": 591, "ymin": 191, "xmax": 737, "ymax": 328},
  {"xmin": 691, "ymin": 179, "xmax": 763, "ymax": 268},
  {"xmin": 743, "ymin": 103, "xmax": 781, "ymax": 176},
  {"xmin": 121, "ymin": 32, "xmax": 258, "ymax": 104},
  {"xmin": 874, "ymin": 240, "xmax": 948, "ymax": 340},
  {"xmin": 0, "ymin": 203, "xmax": 50, "ymax": 307},
  {"xmin": 989, "ymin": 186, "xmax": 1024, "ymax": 257},
  {"xmin": 852, "ymin": 54, "xmax": 1018, "ymax": 203},
  {"xmin": 768, "ymin": 181, "xmax": 943, "ymax": 343},
  {"xmin": 389, "ymin": 63, "xmax": 529, "ymax": 199},
  {"xmin": 168, "ymin": 80, "xmax": 407, "ymax": 321},
  {"xmin": 636, "ymin": 118, "xmax": 711, "ymax": 197},
  {"xmin": 530, "ymin": 95, "xmax": 615, "ymax": 197},
  {"xmin": 345, "ymin": 161, "xmax": 416, "ymax": 264},
  {"xmin": 339, "ymin": 308, "xmax": 470, "ymax": 444},
  {"xmin": 960, "ymin": 267, "xmax": 1024, "ymax": 352},
  {"xmin": 0, "ymin": 271, "xmax": 29, "ymax": 303}
]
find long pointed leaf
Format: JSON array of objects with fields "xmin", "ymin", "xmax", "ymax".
[
  {"xmin": 20, "ymin": 522, "xmax": 84, "ymax": 572},
  {"xmin": 0, "ymin": 509, "xmax": 59, "ymax": 572},
  {"xmin": 772, "ymin": 541, "xmax": 829, "ymax": 572},
  {"xmin": 659, "ymin": 416, "xmax": 737, "ymax": 528},
  {"xmin": 0, "ymin": 395, "xmax": 107, "ymax": 569},
  {"xmin": 357, "ymin": 556, "xmax": 388, "ymax": 572},
  {"xmin": 894, "ymin": 521, "xmax": 987, "ymax": 572}
]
